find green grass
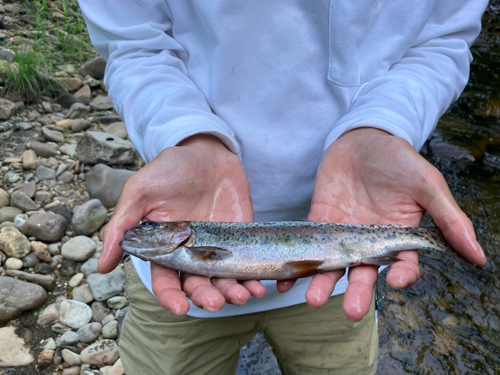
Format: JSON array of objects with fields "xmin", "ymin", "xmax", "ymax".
[{"xmin": 2, "ymin": 0, "xmax": 97, "ymax": 102}]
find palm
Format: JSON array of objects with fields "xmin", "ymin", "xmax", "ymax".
[{"xmin": 300, "ymin": 128, "xmax": 484, "ymax": 321}]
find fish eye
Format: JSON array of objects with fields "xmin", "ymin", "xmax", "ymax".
[{"xmin": 142, "ymin": 221, "xmax": 158, "ymax": 230}]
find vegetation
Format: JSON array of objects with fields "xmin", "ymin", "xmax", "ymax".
[{"xmin": 0, "ymin": 0, "xmax": 97, "ymax": 102}]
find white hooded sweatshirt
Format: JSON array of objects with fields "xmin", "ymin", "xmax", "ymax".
[{"xmin": 78, "ymin": 0, "xmax": 487, "ymax": 317}]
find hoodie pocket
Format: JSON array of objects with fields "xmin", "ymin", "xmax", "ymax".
[{"xmin": 328, "ymin": 0, "xmax": 430, "ymax": 86}]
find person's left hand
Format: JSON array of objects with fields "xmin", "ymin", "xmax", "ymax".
[{"xmin": 277, "ymin": 127, "xmax": 486, "ymax": 321}]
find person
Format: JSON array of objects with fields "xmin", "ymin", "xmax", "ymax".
[{"xmin": 78, "ymin": 1, "xmax": 488, "ymax": 374}]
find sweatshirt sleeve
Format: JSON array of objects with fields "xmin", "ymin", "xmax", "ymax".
[
  {"xmin": 77, "ymin": 0, "xmax": 240, "ymax": 162},
  {"xmin": 324, "ymin": 0, "xmax": 488, "ymax": 152}
]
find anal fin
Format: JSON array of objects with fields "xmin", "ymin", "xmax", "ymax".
[
  {"xmin": 186, "ymin": 246, "xmax": 232, "ymax": 261},
  {"xmin": 285, "ymin": 260, "xmax": 324, "ymax": 278}
]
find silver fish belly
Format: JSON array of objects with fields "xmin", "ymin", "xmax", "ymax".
[{"xmin": 119, "ymin": 221, "xmax": 459, "ymax": 280}]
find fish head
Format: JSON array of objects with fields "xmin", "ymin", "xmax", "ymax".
[{"xmin": 120, "ymin": 221, "xmax": 192, "ymax": 257}]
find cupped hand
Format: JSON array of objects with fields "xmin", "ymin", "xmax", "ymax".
[
  {"xmin": 278, "ymin": 127, "xmax": 486, "ymax": 321},
  {"xmin": 100, "ymin": 134, "xmax": 265, "ymax": 315}
]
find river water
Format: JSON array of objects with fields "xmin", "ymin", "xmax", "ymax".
[
  {"xmin": 377, "ymin": 2, "xmax": 500, "ymax": 373},
  {"xmin": 237, "ymin": 3, "xmax": 500, "ymax": 374}
]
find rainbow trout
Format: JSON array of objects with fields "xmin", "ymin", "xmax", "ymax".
[{"xmin": 119, "ymin": 221, "xmax": 465, "ymax": 280}]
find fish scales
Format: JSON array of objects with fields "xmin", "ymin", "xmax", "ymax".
[{"xmin": 119, "ymin": 221, "xmax": 459, "ymax": 280}]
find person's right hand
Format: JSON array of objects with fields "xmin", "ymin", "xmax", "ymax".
[{"xmin": 99, "ymin": 134, "xmax": 265, "ymax": 315}]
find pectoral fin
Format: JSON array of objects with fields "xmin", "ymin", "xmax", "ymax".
[
  {"xmin": 284, "ymin": 260, "xmax": 324, "ymax": 278},
  {"xmin": 186, "ymin": 246, "xmax": 233, "ymax": 261}
]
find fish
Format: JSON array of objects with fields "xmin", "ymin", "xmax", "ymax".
[{"xmin": 119, "ymin": 221, "xmax": 465, "ymax": 280}]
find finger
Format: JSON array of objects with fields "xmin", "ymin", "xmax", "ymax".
[
  {"xmin": 418, "ymin": 166, "xmax": 486, "ymax": 266},
  {"xmin": 211, "ymin": 278, "xmax": 251, "ymax": 305},
  {"xmin": 99, "ymin": 180, "xmax": 147, "ymax": 273},
  {"xmin": 182, "ymin": 273, "xmax": 226, "ymax": 312},
  {"xmin": 343, "ymin": 266, "xmax": 378, "ymax": 322},
  {"xmin": 241, "ymin": 280, "xmax": 266, "ymax": 298},
  {"xmin": 305, "ymin": 270, "xmax": 345, "ymax": 309},
  {"xmin": 276, "ymin": 279, "xmax": 297, "ymax": 293},
  {"xmin": 385, "ymin": 250, "xmax": 420, "ymax": 289},
  {"xmin": 151, "ymin": 262, "xmax": 190, "ymax": 315}
]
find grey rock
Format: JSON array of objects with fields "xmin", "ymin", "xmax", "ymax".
[
  {"xmin": 71, "ymin": 119, "xmax": 92, "ymax": 132},
  {"xmin": 50, "ymin": 255, "xmax": 63, "ymax": 269},
  {"xmin": 61, "ymin": 349, "xmax": 82, "ymax": 366},
  {"xmin": 72, "ymin": 284, "xmax": 94, "ymax": 304},
  {"xmin": 57, "ymin": 170, "xmax": 74, "ymax": 183},
  {"xmin": 36, "ymin": 165, "xmax": 57, "ymax": 181},
  {"xmin": 61, "ymin": 236, "xmax": 96, "ymax": 261},
  {"xmin": 0, "ymin": 277, "xmax": 47, "ymax": 323},
  {"xmin": 0, "ymin": 98, "xmax": 17, "ymax": 120},
  {"xmin": 32, "ymin": 241, "xmax": 51, "ymax": 262},
  {"xmin": 59, "ymin": 143, "xmax": 77, "ymax": 157},
  {"xmin": 72, "ymin": 199, "xmax": 107, "ymax": 235},
  {"xmin": 22, "ymin": 252, "xmax": 40, "ymax": 268},
  {"xmin": 76, "ymin": 131, "xmax": 137, "ymax": 166},
  {"xmin": 0, "ymin": 130, "xmax": 13, "ymax": 141},
  {"xmin": 30, "ymin": 141, "xmax": 58, "ymax": 157},
  {"xmin": 5, "ymin": 270, "xmax": 56, "ymax": 291},
  {"xmin": 69, "ymin": 273, "xmax": 84, "ymax": 287},
  {"xmin": 101, "ymin": 314, "xmax": 115, "ymax": 327},
  {"xmin": 0, "ymin": 226, "xmax": 31, "ymax": 258},
  {"xmin": 79, "ymin": 56, "xmax": 106, "ymax": 80},
  {"xmin": 22, "ymin": 212, "xmax": 67, "ymax": 242},
  {"xmin": 94, "ymin": 115, "xmax": 122, "ymax": 124},
  {"xmin": 77, "ymin": 322, "xmax": 102, "ymax": 343},
  {"xmin": 106, "ymin": 296, "xmax": 128, "ymax": 310},
  {"xmin": 103, "ymin": 122, "xmax": 127, "ymax": 139},
  {"xmin": 5, "ymin": 171, "xmax": 20, "ymax": 182},
  {"xmin": 14, "ymin": 180, "xmax": 36, "ymax": 198},
  {"xmin": 14, "ymin": 213, "xmax": 28, "ymax": 231},
  {"xmin": 87, "ymin": 269, "xmax": 125, "ymax": 302},
  {"xmin": 0, "ymin": 188, "xmax": 9, "ymax": 207},
  {"xmin": 86, "ymin": 164, "xmax": 134, "ymax": 208},
  {"xmin": 59, "ymin": 299, "xmax": 93, "ymax": 329},
  {"xmin": 40, "ymin": 337, "xmax": 57, "ymax": 350},
  {"xmin": 6, "ymin": 257, "xmax": 23, "ymax": 269},
  {"xmin": 89, "ymin": 95, "xmax": 114, "ymax": 111},
  {"xmin": 81, "ymin": 258, "xmax": 99, "ymax": 278},
  {"xmin": 0, "ymin": 46, "xmax": 15, "ymax": 62},
  {"xmin": 102, "ymin": 320, "xmax": 118, "ymax": 339},
  {"xmin": 37, "ymin": 116, "xmax": 52, "ymax": 126},
  {"xmin": 42, "ymin": 127, "xmax": 64, "ymax": 142},
  {"xmin": 18, "ymin": 122, "xmax": 33, "ymax": 131},
  {"xmin": 56, "ymin": 331, "xmax": 80, "ymax": 346},
  {"xmin": 48, "ymin": 243, "xmax": 61, "ymax": 255},
  {"xmin": 34, "ymin": 262, "xmax": 52, "ymax": 275},
  {"xmin": 49, "ymin": 205, "xmax": 73, "ymax": 224},
  {"xmin": 67, "ymin": 102, "xmax": 91, "ymax": 119},
  {"xmin": 56, "ymin": 93, "xmax": 89, "ymax": 109},
  {"xmin": 0, "ymin": 206, "xmax": 23, "ymax": 223},
  {"xmin": 10, "ymin": 190, "xmax": 39, "ymax": 212},
  {"xmin": 91, "ymin": 301, "xmax": 110, "ymax": 323}
]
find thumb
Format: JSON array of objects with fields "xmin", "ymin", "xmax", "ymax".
[{"xmin": 418, "ymin": 166, "xmax": 486, "ymax": 267}]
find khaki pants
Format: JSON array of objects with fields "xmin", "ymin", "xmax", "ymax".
[{"xmin": 119, "ymin": 262, "xmax": 378, "ymax": 375}]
